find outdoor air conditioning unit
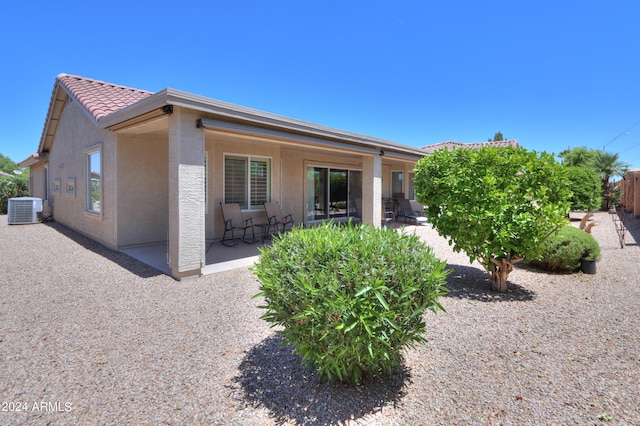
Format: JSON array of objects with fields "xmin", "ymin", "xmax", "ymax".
[{"xmin": 8, "ymin": 197, "xmax": 43, "ymax": 225}]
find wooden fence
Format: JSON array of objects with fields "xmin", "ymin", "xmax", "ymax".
[{"xmin": 619, "ymin": 169, "xmax": 640, "ymax": 217}]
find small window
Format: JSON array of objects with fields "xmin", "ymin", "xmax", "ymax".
[
  {"xmin": 87, "ymin": 150, "xmax": 101, "ymax": 213},
  {"xmin": 224, "ymin": 155, "xmax": 271, "ymax": 209}
]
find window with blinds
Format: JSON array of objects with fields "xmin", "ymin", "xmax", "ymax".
[{"xmin": 224, "ymin": 155, "xmax": 271, "ymax": 210}]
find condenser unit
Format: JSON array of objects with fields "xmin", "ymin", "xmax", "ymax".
[{"xmin": 8, "ymin": 197, "xmax": 43, "ymax": 225}]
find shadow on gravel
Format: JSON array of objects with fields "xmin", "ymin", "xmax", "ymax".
[
  {"xmin": 444, "ymin": 264, "xmax": 536, "ymax": 302},
  {"xmin": 45, "ymin": 222, "xmax": 163, "ymax": 278},
  {"xmin": 231, "ymin": 334, "xmax": 409, "ymax": 425}
]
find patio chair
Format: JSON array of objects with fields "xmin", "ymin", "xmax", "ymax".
[
  {"xmin": 383, "ymin": 200, "xmax": 395, "ymax": 223},
  {"xmin": 397, "ymin": 199, "xmax": 427, "ymax": 225},
  {"xmin": 264, "ymin": 202, "xmax": 294, "ymax": 235},
  {"xmin": 220, "ymin": 203, "xmax": 257, "ymax": 246}
]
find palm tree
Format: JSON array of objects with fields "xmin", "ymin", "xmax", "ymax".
[
  {"xmin": 594, "ymin": 150, "xmax": 629, "ymax": 209},
  {"xmin": 595, "ymin": 150, "xmax": 629, "ymax": 183}
]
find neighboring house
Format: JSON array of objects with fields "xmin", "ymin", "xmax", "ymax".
[
  {"xmin": 19, "ymin": 74, "xmax": 427, "ymax": 279},
  {"xmin": 421, "ymin": 140, "xmax": 519, "ymax": 153}
]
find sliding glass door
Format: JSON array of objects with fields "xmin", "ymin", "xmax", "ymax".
[{"xmin": 306, "ymin": 166, "xmax": 362, "ymax": 222}]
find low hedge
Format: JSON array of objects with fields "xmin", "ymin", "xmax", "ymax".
[
  {"xmin": 534, "ymin": 225, "xmax": 601, "ymax": 271},
  {"xmin": 252, "ymin": 221, "xmax": 449, "ymax": 384}
]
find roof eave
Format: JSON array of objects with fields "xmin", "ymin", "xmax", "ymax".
[
  {"xmin": 18, "ymin": 153, "xmax": 48, "ymax": 167},
  {"xmin": 100, "ymin": 88, "xmax": 426, "ymax": 159}
]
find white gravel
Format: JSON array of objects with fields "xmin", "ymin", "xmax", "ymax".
[{"xmin": 0, "ymin": 211, "xmax": 639, "ymax": 425}]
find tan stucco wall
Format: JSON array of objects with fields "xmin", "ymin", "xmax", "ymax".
[
  {"xmin": 116, "ymin": 132, "xmax": 169, "ymax": 246},
  {"xmin": 45, "ymin": 99, "xmax": 117, "ymax": 248},
  {"xmin": 38, "ymin": 101, "xmax": 421, "ymax": 248},
  {"xmin": 282, "ymin": 147, "xmax": 365, "ymax": 225},
  {"xmin": 204, "ymin": 129, "xmax": 418, "ymax": 238},
  {"xmin": 27, "ymin": 162, "xmax": 48, "ymax": 205},
  {"xmin": 206, "ymin": 131, "xmax": 283, "ymax": 239}
]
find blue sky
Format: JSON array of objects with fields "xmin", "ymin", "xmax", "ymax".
[{"xmin": 2, "ymin": 0, "xmax": 640, "ymax": 170}]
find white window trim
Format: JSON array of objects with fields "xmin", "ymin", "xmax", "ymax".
[
  {"xmin": 223, "ymin": 153, "xmax": 273, "ymax": 211},
  {"xmin": 85, "ymin": 144, "xmax": 103, "ymax": 217}
]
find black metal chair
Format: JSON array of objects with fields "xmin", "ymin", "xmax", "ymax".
[
  {"xmin": 264, "ymin": 202, "xmax": 294, "ymax": 236},
  {"xmin": 220, "ymin": 203, "xmax": 257, "ymax": 246}
]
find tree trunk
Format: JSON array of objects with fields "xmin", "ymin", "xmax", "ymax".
[{"xmin": 489, "ymin": 259, "xmax": 513, "ymax": 293}]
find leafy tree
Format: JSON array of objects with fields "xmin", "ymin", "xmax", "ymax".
[
  {"xmin": 558, "ymin": 146, "xmax": 598, "ymax": 167},
  {"xmin": 0, "ymin": 175, "xmax": 29, "ymax": 214},
  {"xmin": 488, "ymin": 131, "xmax": 504, "ymax": 142},
  {"xmin": 0, "ymin": 154, "xmax": 29, "ymax": 213},
  {"xmin": 415, "ymin": 147, "xmax": 571, "ymax": 292},
  {"xmin": 565, "ymin": 166, "xmax": 601, "ymax": 211},
  {"xmin": 0, "ymin": 153, "xmax": 19, "ymax": 175}
]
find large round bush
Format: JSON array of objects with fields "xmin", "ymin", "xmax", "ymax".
[
  {"xmin": 565, "ymin": 166, "xmax": 601, "ymax": 211},
  {"xmin": 534, "ymin": 225, "xmax": 601, "ymax": 271},
  {"xmin": 252, "ymin": 222, "xmax": 449, "ymax": 384}
]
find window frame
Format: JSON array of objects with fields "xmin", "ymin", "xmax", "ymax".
[
  {"xmin": 391, "ymin": 170, "xmax": 404, "ymax": 198},
  {"xmin": 304, "ymin": 164, "xmax": 362, "ymax": 223},
  {"xmin": 85, "ymin": 146, "xmax": 102, "ymax": 217},
  {"xmin": 223, "ymin": 153, "xmax": 272, "ymax": 211}
]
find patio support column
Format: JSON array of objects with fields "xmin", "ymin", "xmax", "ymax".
[
  {"xmin": 167, "ymin": 107, "xmax": 206, "ymax": 279},
  {"xmin": 362, "ymin": 153, "xmax": 382, "ymax": 227}
]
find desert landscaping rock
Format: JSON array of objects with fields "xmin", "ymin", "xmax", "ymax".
[{"xmin": 1, "ymin": 211, "xmax": 638, "ymax": 425}]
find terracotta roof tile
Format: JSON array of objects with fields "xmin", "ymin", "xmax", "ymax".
[
  {"xmin": 421, "ymin": 140, "xmax": 519, "ymax": 153},
  {"xmin": 57, "ymin": 74, "xmax": 153, "ymax": 122}
]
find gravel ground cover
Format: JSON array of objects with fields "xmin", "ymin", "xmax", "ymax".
[{"xmin": 0, "ymin": 211, "xmax": 639, "ymax": 425}]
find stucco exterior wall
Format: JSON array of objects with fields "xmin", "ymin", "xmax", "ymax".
[
  {"xmin": 168, "ymin": 108, "xmax": 206, "ymax": 277},
  {"xmin": 282, "ymin": 147, "xmax": 364, "ymax": 225},
  {"xmin": 203, "ymin": 127, "xmax": 419, "ymax": 240},
  {"xmin": 206, "ymin": 131, "xmax": 283, "ymax": 239},
  {"xmin": 27, "ymin": 162, "xmax": 48, "ymax": 206},
  {"xmin": 116, "ymin": 132, "xmax": 169, "ymax": 246},
  {"xmin": 46, "ymin": 99, "xmax": 117, "ymax": 247}
]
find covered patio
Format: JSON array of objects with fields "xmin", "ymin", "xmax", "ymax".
[
  {"xmin": 121, "ymin": 238, "xmax": 269, "ymax": 277},
  {"xmin": 120, "ymin": 210, "xmax": 426, "ymax": 278}
]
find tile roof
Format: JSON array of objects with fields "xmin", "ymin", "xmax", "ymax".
[
  {"xmin": 57, "ymin": 74, "xmax": 153, "ymax": 122},
  {"xmin": 421, "ymin": 140, "xmax": 520, "ymax": 153}
]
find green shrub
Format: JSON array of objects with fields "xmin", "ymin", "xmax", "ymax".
[
  {"xmin": 0, "ymin": 176, "xmax": 29, "ymax": 214},
  {"xmin": 565, "ymin": 166, "xmax": 601, "ymax": 211},
  {"xmin": 534, "ymin": 225, "xmax": 601, "ymax": 271},
  {"xmin": 252, "ymin": 221, "xmax": 449, "ymax": 384}
]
